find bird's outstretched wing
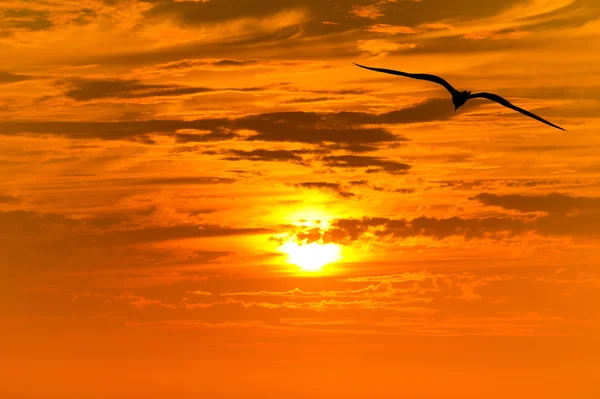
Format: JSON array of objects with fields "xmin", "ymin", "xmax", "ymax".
[
  {"xmin": 353, "ymin": 63, "xmax": 458, "ymax": 96},
  {"xmin": 469, "ymin": 92, "xmax": 565, "ymax": 131}
]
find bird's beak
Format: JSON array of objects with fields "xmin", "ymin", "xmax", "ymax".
[{"xmin": 454, "ymin": 107, "xmax": 457, "ymax": 112}]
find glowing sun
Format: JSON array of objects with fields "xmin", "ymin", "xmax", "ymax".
[{"xmin": 280, "ymin": 240, "xmax": 341, "ymax": 272}]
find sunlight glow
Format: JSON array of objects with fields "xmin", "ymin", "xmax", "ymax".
[{"xmin": 280, "ymin": 240, "xmax": 341, "ymax": 272}]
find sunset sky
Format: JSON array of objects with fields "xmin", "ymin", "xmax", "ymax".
[{"xmin": 1, "ymin": 0, "xmax": 600, "ymax": 397}]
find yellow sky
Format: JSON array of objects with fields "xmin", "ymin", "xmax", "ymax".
[{"xmin": 1, "ymin": 0, "xmax": 600, "ymax": 397}]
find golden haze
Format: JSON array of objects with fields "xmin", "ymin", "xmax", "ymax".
[{"xmin": 1, "ymin": 0, "xmax": 600, "ymax": 398}]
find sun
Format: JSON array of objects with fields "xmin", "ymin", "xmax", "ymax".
[{"xmin": 280, "ymin": 240, "xmax": 341, "ymax": 272}]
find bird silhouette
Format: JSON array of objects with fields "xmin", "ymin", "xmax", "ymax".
[{"xmin": 354, "ymin": 63, "xmax": 565, "ymax": 131}]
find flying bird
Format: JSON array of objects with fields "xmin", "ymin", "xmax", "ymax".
[{"xmin": 354, "ymin": 63, "xmax": 565, "ymax": 131}]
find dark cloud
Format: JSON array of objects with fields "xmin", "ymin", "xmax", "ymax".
[
  {"xmin": 212, "ymin": 59, "xmax": 260, "ymax": 67},
  {"xmin": 0, "ymin": 210, "xmax": 274, "ymax": 276},
  {"xmin": 89, "ymin": 27, "xmax": 315, "ymax": 67},
  {"xmin": 296, "ymin": 88, "xmax": 371, "ymax": 95},
  {"xmin": 534, "ymin": 213, "xmax": 600, "ymax": 238},
  {"xmin": 0, "ymin": 99, "xmax": 467, "ymax": 146},
  {"xmin": 322, "ymin": 155, "xmax": 410, "ymax": 175},
  {"xmin": 0, "ymin": 210, "xmax": 107, "ymax": 237},
  {"xmin": 348, "ymin": 180, "xmax": 368, "ymax": 186},
  {"xmin": 141, "ymin": 0, "xmax": 523, "ymax": 30},
  {"xmin": 346, "ymin": 179, "xmax": 388, "ymax": 192},
  {"xmin": 0, "ymin": 119, "xmax": 227, "ymax": 142},
  {"xmin": 0, "ymin": 195, "xmax": 20, "ymax": 204},
  {"xmin": 283, "ymin": 96, "xmax": 338, "ymax": 104},
  {"xmin": 394, "ymin": 188, "xmax": 417, "ymax": 194},
  {"xmin": 69, "ymin": 8, "xmax": 97, "ymax": 26},
  {"xmin": 514, "ymin": 0, "xmax": 600, "ymax": 32},
  {"xmin": 71, "ymin": 225, "xmax": 273, "ymax": 246},
  {"xmin": 36, "ymin": 176, "xmax": 236, "ymax": 189},
  {"xmin": 509, "ymin": 144, "xmax": 593, "ymax": 152},
  {"xmin": 0, "ymin": 209, "xmax": 273, "ymax": 247},
  {"xmin": 287, "ymin": 216, "xmax": 528, "ymax": 243},
  {"xmin": 288, "ymin": 210, "xmax": 600, "ymax": 243},
  {"xmin": 0, "ymin": 71, "xmax": 33, "ymax": 85},
  {"xmin": 129, "ymin": 1, "xmax": 597, "ymax": 66},
  {"xmin": 123, "ymin": 176, "xmax": 236, "ymax": 186},
  {"xmin": 325, "ymin": 143, "xmax": 380, "ymax": 153},
  {"xmin": 238, "ymin": 99, "xmax": 455, "ymax": 144},
  {"xmin": 525, "ymin": 105, "xmax": 600, "ymax": 119},
  {"xmin": 435, "ymin": 179, "xmax": 568, "ymax": 190},
  {"xmin": 402, "ymin": 35, "xmax": 534, "ymax": 56},
  {"xmin": 222, "ymin": 149, "xmax": 309, "ymax": 163},
  {"xmin": 146, "ymin": 58, "xmax": 326, "ymax": 74},
  {"xmin": 61, "ymin": 78, "xmax": 264, "ymax": 101},
  {"xmin": 174, "ymin": 130, "xmax": 238, "ymax": 143},
  {"xmin": 295, "ymin": 182, "xmax": 355, "ymax": 198},
  {"xmin": 471, "ymin": 193, "xmax": 600, "ymax": 214},
  {"xmin": 154, "ymin": 58, "xmax": 257, "ymax": 70},
  {"xmin": 83, "ymin": 0, "xmax": 600, "ymax": 70},
  {"xmin": 42, "ymin": 156, "xmax": 80, "ymax": 164},
  {"xmin": 498, "ymin": 86, "xmax": 600, "ymax": 102},
  {"xmin": 325, "ymin": 98, "xmax": 459, "ymax": 125},
  {"xmin": 239, "ymin": 112, "xmax": 398, "ymax": 144},
  {"xmin": 1, "ymin": 8, "xmax": 53, "ymax": 31}
]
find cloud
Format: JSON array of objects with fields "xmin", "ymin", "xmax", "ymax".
[
  {"xmin": 322, "ymin": 155, "xmax": 410, "ymax": 174},
  {"xmin": 394, "ymin": 188, "xmax": 416, "ymax": 194},
  {"xmin": 348, "ymin": 180, "xmax": 368, "ymax": 186},
  {"xmin": 218, "ymin": 297, "xmax": 428, "ymax": 312},
  {"xmin": 127, "ymin": 176, "xmax": 236, "ymax": 186},
  {"xmin": 435, "ymin": 179, "xmax": 573, "ymax": 191},
  {"xmin": 60, "ymin": 78, "xmax": 264, "ymax": 101},
  {"xmin": 159, "ymin": 58, "xmax": 261, "ymax": 70},
  {"xmin": 1, "ymin": 8, "xmax": 53, "ymax": 32},
  {"xmin": 174, "ymin": 130, "xmax": 238, "ymax": 143},
  {"xmin": 349, "ymin": 1, "xmax": 400, "ymax": 20},
  {"xmin": 349, "ymin": 4, "xmax": 385, "ymax": 20},
  {"xmin": 344, "ymin": 271, "xmax": 435, "ymax": 283},
  {"xmin": 137, "ymin": 6, "xmax": 311, "ymax": 50},
  {"xmin": 0, "ymin": 195, "xmax": 20, "ymax": 204},
  {"xmin": 283, "ymin": 96, "xmax": 338, "ymax": 104},
  {"xmin": 222, "ymin": 149, "xmax": 310, "ymax": 163},
  {"xmin": 223, "ymin": 282, "xmax": 404, "ymax": 299},
  {"xmin": 321, "ymin": 216, "xmax": 530, "ymax": 242},
  {"xmin": 357, "ymin": 39, "xmax": 417, "ymax": 55},
  {"xmin": 0, "ymin": 71, "xmax": 33, "ymax": 85},
  {"xmin": 0, "ymin": 209, "xmax": 274, "ymax": 250},
  {"xmin": 471, "ymin": 193, "xmax": 600, "ymax": 214},
  {"xmin": 134, "ymin": 59, "xmax": 334, "ymax": 78},
  {"xmin": 298, "ymin": 88, "xmax": 371, "ymax": 95},
  {"xmin": 295, "ymin": 182, "xmax": 355, "ymax": 198},
  {"xmin": 144, "ymin": 3, "xmax": 309, "ymax": 28},
  {"xmin": 239, "ymin": 112, "xmax": 399, "ymax": 145},
  {"xmin": 186, "ymin": 290, "xmax": 213, "ymax": 296},
  {"xmin": 0, "ymin": 119, "xmax": 225, "ymax": 142},
  {"xmin": 239, "ymin": 99, "xmax": 455, "ymax": 144},
  {"xmin": 365, "ymin": 24, "xmax": 420, "ymax": 34},
  {"xmin": 23, "ymin": 176, "xmax": 236, "ymax": 191},
  {"xmin": 115, "ymin": 291, "xmax": 177, "ymax": 310},
  {"xmin": 328, "ymin": 98, "xmax": 462, "ymax": 125},
  {"xmin": 464, "ymin": 30, "xmax": 530, "ymax": 40},
  {"xmin": 417, "ymin": 23, "xmax": 455, "ymax": 30},
  {"xmin": 284, "ymin": 200, "xmax": 600, "ymax": 243},
  {"xmin": 1, "ymin": 99, "xmax": 455, "ymax": 144},
  {"xmin": 325, "ymin": 143, "xmax": 380, "ymax": 153}
]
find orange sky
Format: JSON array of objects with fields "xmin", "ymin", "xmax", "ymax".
[{"xmin": 1, "ymin": 0, "xmax": 600, "ymax": 398}]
